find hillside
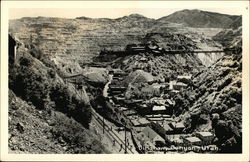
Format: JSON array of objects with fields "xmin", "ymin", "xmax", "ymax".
[
  {"xmin": 8, "ymin": 42, "xmax": 109, "ymax": 153},
  {"xmin": 174, "ymin": 28, "xmax": 242, "ymax": 152},
  {"xmin": 212, "ymin": 26, "xmax": 242, "ymax": 48},
  {"xmin": 178, "ymin": 52, "xmax": 242, "ymax": 153},
  {"xmin": 9, "ymin": 15, "xmax": 154, "ymax": 70},
  {"xmin": 157, "ymin": 9, "xmax": 241, "ymax": 28},
  {"xmin": 9, "ymin": 10, "xmax": 229, "ymax": 74},
  {"xmin": 9, "ymin": 90, "xmax": 108, "ymax": 153}
]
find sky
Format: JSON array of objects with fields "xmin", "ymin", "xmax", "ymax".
[{"xmin": 9, "ymin": 8, "xmax": 243, "ymax": 20}]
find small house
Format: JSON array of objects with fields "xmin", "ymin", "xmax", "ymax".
[
  {"xmin": 196, "ymin": 132, "xmax": 214, "ymax": 145},
  {"xmin": 123, "ymin": 109, "xmax": 137, "ymax": 116},
  {"xmin": 109, "ymin": 86, "xmax": 127, "ymax": 91},
  {"xmin": 183, "ymin": 137, "xmax": 202, "ymax": 146},
  {"xmin": 173, "ymin": 82, "xmax": 187, "ymax": 90},
  {"xmin": 147, "ymin": 117, "xmax": 164, "ymax": 121},
  {"xmin": 177, "ymin": 75, "xmax": 192, "ymax": 84},
  {"xmin": 169, "ymin": 122, "xmax": 185, "ymax": 133},
  {"xmin": 131, "ymin": 119, "xmax": 141, "ymax": 127},
  {"xmin": 152, "ymin": 105, "xmax": 166, "ymax": 111},
  {"xmin": 137, "ymin": 117, "xmax": 151, "ymax": 126},
  {"xmin": 113, "ymin": 96, "xmax": 126, "ymax": 103}
]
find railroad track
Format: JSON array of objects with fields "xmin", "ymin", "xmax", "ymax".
[{"xmin": 91, "ymin": 109, "xmax": 134, "ymax": 154}]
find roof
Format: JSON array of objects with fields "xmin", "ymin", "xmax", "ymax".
[
  {"xmin": 177, "ymin": 75, "xmax": 192, "ymax": 79},
  {"xmin": 140, "ymin": 104, "xmax": 148, "ymax": 108},
  {"xmin": 171, "ymin": 122, "xmax": 185, "ymax": 129},
  {"xmin": 134, "ymin": 127, "xmax": 146, "ymax": 132},
  {"xmin": 131, "ymin": 119, "xmax": 141, "ymax": 126},
  {"xmin": 185, "ymin": 137, "xmax": 201, "ymax": 143},
  {"xmin": 138, "ymin": 117, "xmax": 151, "ymax": 125},
  {"xmin": 175, "ymin": 82, "xmax": 188, "ymax": 86},
  {"xmin": 152, "ymin": 84, "xmax": 165, "ymax": 89},
  {"xmin": 142, "ymin": 126, "xmax": 164, "ymax": 142},
  {"xmin": 171, "ymin": 90, "xmax": 180, "ymax": 93},
  {"xmin": 123, "ymin": 109, "xmax": 137, "ymax": 116},
  {"xmin": 196, "ymin": 132, "xmax": 213, "ymax": 137},
  {"xmin": 147, "ymin": 117, "xmax": 163, "ymax": 121},
  {"xmin": 120, "ymin": 107, "xmax": 128, "ymax": 111},
  {"xmin": 163, "ymin": 124, "xmax": 173, "ymax": 132},
  {"xmin": 153, "ymin": 114, "xmax": 162, "ymax": 118},
  {"xmin": 166, "ymin": 99, "xmax": 174, "ymax": 105},
  {"xmin": 152, "ymin": 106, "xmax": 166, "ymax": 111},
  {"xmin": 162, "ymin": 114, "xmax": 171, "ymax": 118},
  {"xmin": 153, "ymin": 99, "xmax": 166, "ymax": 105}
]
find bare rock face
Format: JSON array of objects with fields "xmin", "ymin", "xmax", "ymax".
[
  {"xmin": 8, "ymin": 90, "xmax": 107, "ymax": 153},
  {"xmin": 9, "ymin": 10, "xmax": 232, "ymax": 70},
  {"xmin": 213, "ymin": 26, "xmax": 242, "ymax": 48},
  {"xmin": 157, "ymin": 9, "xmax": 241, "ymax": 28}
]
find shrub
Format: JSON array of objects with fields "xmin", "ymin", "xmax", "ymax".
[
  {"xmin": 51, "ymin": 111, "xmax": 107, "ymax": 154},
  {"xmin": 50, "ymin": 84, "xmax": 92, "ymax": 128},
  {"xmin": 9, "ymin": 64, "xmax": 50, "ymax": 109}
]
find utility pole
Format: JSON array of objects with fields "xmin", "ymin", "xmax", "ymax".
[{"xmin": 124, "ymin": 122, "xmax": 127, "ymax": 154}]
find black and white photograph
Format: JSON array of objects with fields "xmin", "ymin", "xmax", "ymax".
[{"xmin": 1, "ymin": 1, "xmax": 249, "ymax": 161}]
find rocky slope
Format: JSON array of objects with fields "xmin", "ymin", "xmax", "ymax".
[
  {"xmin": 9, "ymin": 90, "xmax": 108, "ymax": 153},
  {"xmin": 8, "ymin": 42, "xmax": 109, "ymax": 153},
  {"xmin": 180, "ymin": 52, "xmax": 242, "ymax": 153},
  {"xmin": 158, "ymin": 9, "xmax": 241, "ymax": 28},
  {"xmin": 175, "ymin": 26, "xmax": 242, "ymax": 152},
  {"xmin": 213, "ymin": 26, "xmax": 242, "ymax": 48},
  {"xmin": 9, "ymin": 9, "xmax": 236, "ymax": 74}
]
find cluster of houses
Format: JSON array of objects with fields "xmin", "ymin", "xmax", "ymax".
[{"xmin": 104, "ymin": 68, "xmax": 215, "ymax": 153}]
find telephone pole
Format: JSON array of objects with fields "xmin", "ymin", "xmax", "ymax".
[{"xmin": 124, "ymin": 122, "xmax": 127, "ymax": 154}]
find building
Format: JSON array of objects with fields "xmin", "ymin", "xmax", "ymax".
[
  {"xmin": 183, "ymin": 137, "xmax": 202, "ymax": 146},
  {"xmin": 169, "ymin": 122, "xmax": 185, "ymax": 133},
  {"xmin": 173, "ymin": 82, "xmax": 188, "ymax": 90},
  {"xmin": 123, "ymin": 109, "xmax": 137, "ymax": 116},
  {"xmin": 130, "ymin": 117, "xmax": 151, "ymax": 127},
  {"xmin": 152, "ymin": 105, "xmax": 166, "ymax": 111},
  {"xmin": 109, "ymin": 86, "xmax": 127, "ymax": 91},
  {"xmin": 108, "ymin": 90, "xmax": 123, "ymax": 95},
  {"xmin": 137, "ymin": 117, "xmax": 151, "ymax": 126},
  {"xmin": 9, "ymin": 34, "xmax": 21, "ymax": 65},
  {"xmin": 147, "ymin": 117, "xmax": 164, "ymax": 121},
  {"xmin": 177, "ymin": 75, "xmax": 192, "ymax": 84},
  {"xmin": 131, "ymin": 119, "xmax": 142, "ymax": 127},
  {"xmin": 141, "ymin": 126, "xmax": 165, "ymax": 146},
  {"xmin": 126, "ymin": 44, "xmax": 146, "ymax": 52},
  {"xmin": 152, "ymin": 98, "xmax": 166, "ymax": 106},
  {"xmin": 113, "ymin": 69, "xmax": 127, "ymax": 77},
  {"xmin": 113, "ymin": 96, "xmax": 126, "ymax": 103},
  {"xmin": 166, "ymin": 99, "xmax": 174, "ymax": 106},
  {"xmin": 196, "ymin": 132, "xmax": 214, "ymax": 145},
  {"xmin": 169, "ymin": 81, "xmax": 176, "ymax": 90},
  {"xmin": 163, "ymin": 124, "xmax": 174, "ymax": 134},
  {"xmin": 169, "ymin": 90, "xmax": 180, "ymax": 96}
]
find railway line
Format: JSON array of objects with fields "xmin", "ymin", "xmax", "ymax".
[{"xmin": 90, "ymin": 108, "xmax": 135, "ymax": 154}]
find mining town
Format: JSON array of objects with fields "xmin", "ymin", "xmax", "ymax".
[{"xmin": 8, "ymin": 8, "xmax": 242, "ymax": 154}]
